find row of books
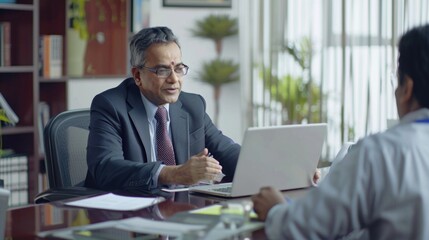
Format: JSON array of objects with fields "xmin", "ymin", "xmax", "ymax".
[
  {"xmin": 0, "ymin": 22, "xmax": 11, "ymax": 67},
  {"xmin": 0, "ymin": 24, "xmax": 63, "ymax": 78},
  {"xmin": 0, "ymin": 154, "xmax": 28, "ymax": 207},
  {"xmin": 38, "ymin": 35, "xmax": 63, "ymax": 78}
]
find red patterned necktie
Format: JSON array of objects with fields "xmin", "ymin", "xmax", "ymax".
[{"xmin": 155, "ymin": 106, "xmax": 176, "ymax": 165}]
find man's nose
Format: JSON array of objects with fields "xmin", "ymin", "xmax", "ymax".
[{"xmin": 166, "ymin": 70, "xmax": 180, "ymax": 82}]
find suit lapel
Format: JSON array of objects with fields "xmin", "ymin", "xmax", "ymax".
[
  {"xmin": 170, "ymin": 100, "xmax": 189, "ymax": 164},
  {"xmin": 127, "ymin": 85, "xmax": 152, "ymax": 162}
]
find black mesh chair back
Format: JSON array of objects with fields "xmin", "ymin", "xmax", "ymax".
[
  {"xmin": 44, "ymin": 109, "xmax": 90, "ymax": 188},
  {"xmin": 34, "ymin": 109, "xmax": 103, "ymax": 203}
]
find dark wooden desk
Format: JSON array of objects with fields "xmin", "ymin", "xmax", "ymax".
[{"xmin": 6, "ymin": 188, "xmax": 310, "ymax": 239}]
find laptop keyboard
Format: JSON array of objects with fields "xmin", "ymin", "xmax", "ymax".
[{"xmin": 213, "ymin": 186, "xmax": 232, "ymax": 193}]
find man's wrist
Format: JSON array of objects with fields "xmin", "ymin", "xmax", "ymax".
[
  {"xmin": 267, "ymin": 197, "xmax": 291, "ymax": 222},
  {"xmin": 159, "ymin": 165, "xmax": 178, "ymax": 184}
]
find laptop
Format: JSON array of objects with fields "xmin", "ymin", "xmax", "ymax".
[{"xmin": 189, "ymin": 123, "xmax": 327, "ymax": 197}]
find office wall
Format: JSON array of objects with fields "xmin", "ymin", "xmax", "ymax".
[{"xmin": 68, "ymin": 0, "xmax": 242, "ymax": 143}]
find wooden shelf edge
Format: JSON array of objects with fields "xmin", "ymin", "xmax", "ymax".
[
  {"xmin": 0, "ymin": 3, "xmax": 34, "ymax": 11},
  {"xmin": 0, "ymin": 66, "xmax": 35, "ymax": 73},
  {"xmin": 1, "ymin": 126, "xmax": 35, "ymax": 135},
  {"xmin": 39, "ymin": 77, "xmax": 67, "ymax": 83}
]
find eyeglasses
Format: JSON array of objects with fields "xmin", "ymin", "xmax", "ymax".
[{"xmin": 138, "ymin": 64, "xmax": 189, "ymax": 78}]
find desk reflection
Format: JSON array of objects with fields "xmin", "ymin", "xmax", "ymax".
[
  {"xmin": 5, "ymin": 189, "xmax": 309, "ymax": 239},
  {"xmin": 5, "ymin": 191, "xmax": 221, "ymax": 239}
]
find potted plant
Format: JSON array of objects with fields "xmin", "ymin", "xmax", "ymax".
[
  {"xmin": 190, "ymin": 14, "xmax": 239, "ymax": 125},
  {"xmin": 191, "ymin": 14, "xmax": 238, "ymax": 56},
  {"xmin": 198, "ymin": 59, "xmax": 239, "ymax": 125}
]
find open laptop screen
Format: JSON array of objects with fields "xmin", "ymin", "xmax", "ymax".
[{"xmin": 190, "ymin": 123, "xmax": 327, "ymax": 197}]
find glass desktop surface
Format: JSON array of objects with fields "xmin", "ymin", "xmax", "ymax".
[
  {"xmin": 6, "ymin": 188, "xmax": 310, "ymax": 239},
  {"xmin": 5, "ymin": 191, "xmax": 220, "ymax": 239}
]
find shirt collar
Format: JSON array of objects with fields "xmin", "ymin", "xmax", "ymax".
[
  {"xmin": 140, "ymin": 93, "xmax": 170, "ymax": 121},
  {"xmin": 399, "ymin": 108, "xmax": 429, "ymax": 125}
]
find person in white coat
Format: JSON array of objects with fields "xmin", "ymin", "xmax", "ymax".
[{"xmin": 251, "ymin": 24, "xmax": 429, "ymax": 239}]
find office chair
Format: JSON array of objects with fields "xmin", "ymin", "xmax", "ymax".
[{"xmin": 34, "ymin": 109, "xmax": 104, "ymax": 204}]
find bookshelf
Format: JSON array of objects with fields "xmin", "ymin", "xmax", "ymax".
[
  {"xmin": 0, "ymin": 0, "xmax": 38, "ymax": 206},
  {"xmin": 39, "ymin": 0, "xmax": 67, "ymax": 117},
  {"xmin": 0, "ymin": 0, "xmax": 132, "ymax": 206},
  {"xmin": 0, "ymin": 0, "xmax": 68, "ymax": 205}
]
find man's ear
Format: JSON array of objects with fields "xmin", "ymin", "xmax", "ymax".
[
  {"xmin": 401, "ymin": 75, "xmax": 414, "ymax": 103},
  {"xmin": 131, "ymin": 67, "xmax": 141, "ymax": 86}
]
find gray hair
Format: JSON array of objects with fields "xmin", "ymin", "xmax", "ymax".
[{"xmin": 129, "ymin": 26, "xmax": 180, "ymax": 67}]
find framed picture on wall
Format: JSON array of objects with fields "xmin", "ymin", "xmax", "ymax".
[
  {"xmin": 66, "ymin": 0, "xmax": 127, "ymax": 77},
  {"xmin": 163, "ymin": 0, "xmax": 232, "ymax": 8},
  {"xmin": 132, "ymin": 0, "xmax": 151, "ymax": 33}
]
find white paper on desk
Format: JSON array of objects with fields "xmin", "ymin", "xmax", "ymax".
[
  {"xmin": 161, "ymin": 186, "xmax": 189, "ymax": 192},
  {"xmin": 65, "ymin": 193, "xmax": 164, "ymax": 211}
]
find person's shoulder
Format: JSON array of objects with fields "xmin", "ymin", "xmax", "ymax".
[
  {"xmin": 367, "ymin": 123, "xmax": 419, "ymax": 146},
  {"xmin": 179, "ymin": 91, "xmax": 203, "ymax": 99},
  {"xmin": 351, "ymin": 124, "xmax": 415, "ymax": 162},
  {"xmin": 354, "ymin": 128, "xmax": 397, "ymax": 151},
  {"xmin": 91, "ymin": 78, "xmax": 135, "ymax": 108},
  {"xmin": 95, "ymin": 78, "xmax": 134, "ymax": 97},
  {"xmin": 178, "ymin": 91, "xmax": 205, "ymax": 103},
  {"xmin": 177, "ymin": 91, "xmax": 206, "ymax": 113}
]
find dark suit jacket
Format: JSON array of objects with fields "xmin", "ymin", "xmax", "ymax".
[{"xmin": 84, "ymin": 78, "xmax": 240, "ymax": 192}]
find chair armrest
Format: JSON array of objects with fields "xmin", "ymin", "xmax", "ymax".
[{"xmin": 34, "ymin": 187, "xmax": 105, "ymax": 204}]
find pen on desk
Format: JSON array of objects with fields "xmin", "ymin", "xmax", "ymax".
[
  {"xmin": 199, "ymin": 152, "xmax": 224, "ymax": 185},
  {"xmin": 208, "ymin": 153, "xmax": 226, "ymax": 181}
]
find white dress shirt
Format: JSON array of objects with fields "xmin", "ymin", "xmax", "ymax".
[{"xmin": 266, "ymin": 108, "xmax": 429, "ymax": 239}]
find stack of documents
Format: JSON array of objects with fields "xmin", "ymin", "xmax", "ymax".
[{"xmin": 65, "ymin": 193, "xmax": 164, "ymax": 211}]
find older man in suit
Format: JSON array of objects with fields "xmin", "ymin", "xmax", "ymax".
[{"xmin": 84, "ymin": 26, "xmax": 240, "ymax": 193}]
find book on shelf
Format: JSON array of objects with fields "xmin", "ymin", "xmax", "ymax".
[
  {"xmin": 39, "ymin": 35, "xmax": 63, "ymax": 78},
  {"xmin": 0, "ymin": 92, "xmax": 19, "ymax": 126},
  {"xmin": 0, "ymin": 22, "xmax": 11, "ymax": 66},
  {"xmin": 38, "ymin": 101, "xmax": 50, "ymax": 154},
  {"xmin": 0, "ymin": 154, "xmax": 28, "ymax": 207}
]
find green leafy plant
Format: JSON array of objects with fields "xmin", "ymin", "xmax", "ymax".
[
  {"xmin": 263, "ymin": 37, "xmax": 324, "ymax": 124},
  {"xmin": 191, "ymin": 14, "xmax": 239, "ymax": 125},
  {"xmin": 263, "ymin": 73, "xmax": 322, "ymax": 123},
  {"xmin": 0, "ymin": 109, "xmax": 11, "ymax": 157},
  {"xmin": 191, "ymin": 14, "xmax": 238, "ymax": 56},
  {"xmin": 284, "ymin": 37, "xmax": 312, "ymax": 70},
  {"xmin": 0, "ymin": 110, "xmax": 10, "ymax": 124},
  {"xmin": 68, "ymin": 0, "xmax": 89, "ymax": 40},
  {"xmin": 198, "ymin": 59, "xmax": 239, "ymax": 124}
]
